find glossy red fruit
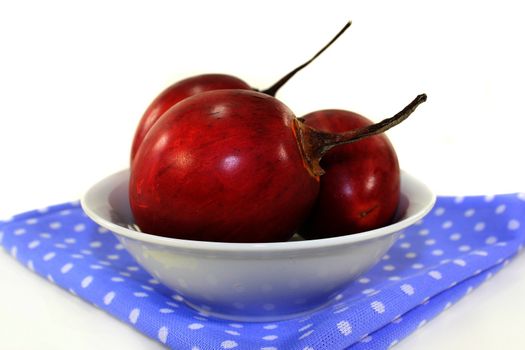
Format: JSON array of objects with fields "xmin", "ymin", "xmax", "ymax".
[
  {"xmin": 130, "ymin": 90, "xmax": 319, "ymax": 243},
  {"xmin": 130, "ymin": 21, "xmax": 353, "ymax": 162},
  {"xmin": 130, "ymin": 90, "xmax": 426, "ymax": 243},
  {"xmin": 299, "ymin": 110, "xmax": 400, "ymax": 239}
]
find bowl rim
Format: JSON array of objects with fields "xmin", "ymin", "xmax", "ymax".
[{"xmin": 81, "ymin": 169, "xmax": 436, "ymax": 253}]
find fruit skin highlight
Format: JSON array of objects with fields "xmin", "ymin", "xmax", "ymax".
[
  {"xmin": 299, "ymin": 110, "xmax": 400, "ymax": 239},
  {"xmin": 130, "ymin": 89, "xmax": 426, "ymax": 243}
]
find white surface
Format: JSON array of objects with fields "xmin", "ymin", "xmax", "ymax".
[
  {"xmin": 81, "ymin": 169, "xmax": 434, "ymax": 321},
  {"xmin": 1, "ymin": 0, "xmax": 524, "ymax": 349}
]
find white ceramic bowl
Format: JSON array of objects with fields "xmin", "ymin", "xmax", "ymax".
[{"xmin": 81, "ymin": 169, "xmax": 435, "ymax": 321}]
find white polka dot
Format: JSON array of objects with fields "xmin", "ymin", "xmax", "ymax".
[
  {"xmin": 495, "ymin": 204, "xmax": 506, "ymax": 214},
  {"xmin": 454, "ymin": 196, "xmax": 464, "ymax": 203},
  {"xmin": 172, "ymin": 294, "xmax": 184, "ymax": 302},
  {"xmin": 362, "ymin": 288, "xmax": 377, "ymax": 295},
  {"xmin": 59, "ymin": 209, "xmax": 72, "ymax": 216},
  {"xmin": 453, "ymin": 259, "xmax": 467, "ymax": 267},
  {"xmin": 115, "ymin": 243, "xmax": 125, "ymax": 250},
  {"xmin": 388, "ymin": 276, "xmax": 401, "ymax": 281},
  {"xmin": 104, "ymin": 291, "xmax": 115, "ymax": 305},
  {"xmin": 54, "ymin": 243, "xmax": 67, "ymax": 249},
  {"xmin": 474, "ymin": 222, "xmax": 485, "ymax": 232},
  {"xmin": 399, "ymin": 242, "xmax": 411, "ymax": 249},
  {"xmin": 71, "ymin": 254, "xmax": 84, "ymax": 259},
  {"xmin": 26, "ymin": 218, "xmax": 38, "ymax": 225},
  {"xmin": 221, "ymin": 340, "xmax": 238, "ymax": 349},
  {"xmin": 90, "ymin": 241, "xmax": 102, "ymax": 248},
  {"xmin": 484, "ymin": 195, "xmax": 495, "ymax": 202},
  {"xmin": 47, "ymin": 274, "xmax": 54, "ymax": 283},
  {"xmin": 405, "ymin": 252, "xmax": 417, "ymax": 259},
  {"xmin": 298, "ymin": 330, "xmax": 314, "ymax": 340},
  {"xmin": 434, "ymin": 207, "xmax": 445, "ymax": 216},
  {"xmin": 225, "ymin": 330, "xmax": 240, "ymax": 336},
  {"xmin": 428, "ymin": 271, "xmax": 442, "ymax": 280},
  {"xmin": 432, "ymin": 249, "xmax": 444, "ymax": 256},
  {"xmin": 485, "ymin": 236, "xmax": 498, "ymax": 245},
  {"xmin": 74, "ymin": 224, "xmax": 86, "ymax": 232},
  {"xmin": 419, "ymin": 228, "xmax": 430, "ymax": 236},
  {"xmin": 90, "ymin": 265, "xmax": 103, "ymax": 270},
  {"xmin": 464, "ymin": 209, "xmax": 475, "ymax": 217},
  {"xmin": 159, "ymin": 308, "xmax": 175, "ymax": 313},
  {"xmin": 134, "ymin": 292, "xmax": 148, "ymax": 297},
  {"xmin": 371, "ymin": 301, "xmax": 385, "ymax": 313},
  {"xmin": 43, "ymin": 252, "xmax": 56, "ymax": 261},
  {"xmin": 459, "ymin": 245, "xmax": 471, "ymax": 252},
  {"xmin": 261, "ymin": 347, "xmax": 277, "ymax": 350},
  {"xmin": 14, "ymin": 228, "xmax": 26, "ymax": 236},
  {"xmin": 49, "ymin": 222, "xmax": 62, "ymax": 229},
  {"xmin": 383, "ymin": 264, "xmax": 395, "ymax": 271},
  {"xmin": 400, "ymin": 284, "xmax": 415, "ymax": 295},
  {"xmin": 471, "ymin": 250, "xmax": 489, "ymax": 256},
  {"xmin": 129, "ymin": 308, "xmax": 140, "ymax": 324},
  {"xmin": 517, "ymin": 193, "xmax": 525, "ymax": 201},
  {"xmin": 98, "ymin": 227, "xmax": 109, "ymax": 234},
  {"xmin": 28, "ymin": 240, "xmax": 40, "ymax": 249},
  {"xmin": 64, "ymin": 238, "xmax": 76, "ymax": 244},
  {"xmin": 392, "ymin": 316, "xmax": 403, "ymax": 324},
  {"xmin": 466, "ymin": 286, "xmax": 474, "ymax": 294},
  {"xmin": 107, "ymin": 254, "xmax": 120, "ymax": 260},
  {"xmin": 259, "ymin": 324, "xmax": 276, "ymax": 331},
  {"xmin": 442, "ymin": 221, "xmax": 453, "ymax": 229},
  {"xmin": 425, "ymin": 239, "xmax": 436, "ymax": 246},
  {"xmin": 40, "ymin": 232, "xmax": 51, "ymax": 239},
  {"xmin": 158, "ymin": 326, "xmax": 168, "ymax": 344},
  {"xmin": 358, "ymin": 277, "xmax": 370, "ymax": 284},
  {"xmin": 412, "ymin": 263, "xmax": 424, "ymax": 269},
  {"xmin": 382, "ymin": 254, "xmax": 390, "ymax": 260},
  {"xmin": 27, "ymin": 260, "xmax": 34, "ymax": 271},
  {"xmin": 337, "ymin": 320, "xmax": 352, "ymax": 336},
  {"xmin": 81, "ymin": 276, "xmax": 93, "ymax": 288},
  {"xmin": 148, "ymin": 278, "xmax": 160, "ymax": 285},
  {"xmin": 228, "ymin": 323, "xmax": 243, "ymax": 328},
  {"xmin": 508, "ymin": 219, "xmax": 520, "ymax": 230},
  {"xmin": 262, "ymin": 335, "xmax": 278, "ymax": 341},
  {"xmin": 450, "ymin": 233, "xmax": 461, "ymax": 241},
  {"xmin": 418, "ymin": 319, "xmax": 428, "ymax": 328},
  {"xmin": 298, "ymin": 323, "xmax": 312, "ymax": 332},
  {"xmin": 111, "ymin": 277, "xmax": 125, "ymax": 282},
  {"xmin": 61, "ymin": 263, "xmax": 74, "ymax": 274},
  {"xmin": 188, "ymin": 323, "xmax": 204, "ymax": 330}
]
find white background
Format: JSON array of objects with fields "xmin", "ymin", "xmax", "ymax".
[{"xmin": 1, "ymin": 1, "xmax": 524, "ymax": 349}]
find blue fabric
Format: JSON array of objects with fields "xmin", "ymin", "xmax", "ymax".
[{"xmin": 1, "ymin": 194, "xmax": 524, "ymax": 350}]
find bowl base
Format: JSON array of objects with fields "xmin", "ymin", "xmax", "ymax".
[{"xmin": 184, "ymin": 298, "xmax": 338, "ymax": 323}]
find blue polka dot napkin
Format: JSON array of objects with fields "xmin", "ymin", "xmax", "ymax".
[{"xmin": 1, "ymin": 194, "xmax": 524, "ymax": 350}]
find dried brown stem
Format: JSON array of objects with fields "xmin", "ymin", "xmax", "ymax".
[{"xmin": 296, "ymin": 94, "xmax": 427, "ymax": 176}]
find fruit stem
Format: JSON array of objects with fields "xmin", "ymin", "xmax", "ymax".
[
  {"xmin": 296, "ymin": 94, "xmax": 427, "ymax": 176},
  {"xmin": 261, "ymin": 21, "xmax": 352, "ymax": 97}
]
